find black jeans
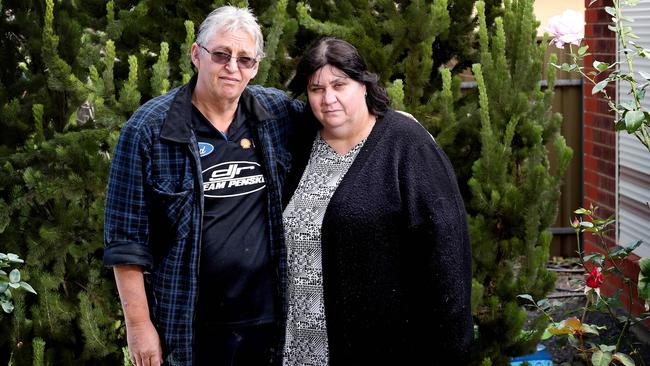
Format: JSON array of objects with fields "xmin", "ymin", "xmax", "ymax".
[{"xmin": 194, "ymin": 322, "xmax": 277, "ymax": 366}]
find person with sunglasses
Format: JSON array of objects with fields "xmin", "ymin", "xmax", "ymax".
[{"xmin": 103, "ymin": 6, "xmax": 303, "ymax": 366}]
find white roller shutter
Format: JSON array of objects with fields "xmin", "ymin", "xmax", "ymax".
[{"xmin": 618, "ymin": 1, "xmax": 650, "ymax": 257}]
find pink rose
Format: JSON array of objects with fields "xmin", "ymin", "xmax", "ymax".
[{"xmin": 546, "ymin": 10, "xmax": 585, "ymax": 49}]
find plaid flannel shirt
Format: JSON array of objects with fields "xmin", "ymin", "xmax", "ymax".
[{"xmin": 104, "ymin": 78, "xmax": 303, "ymax": 365}]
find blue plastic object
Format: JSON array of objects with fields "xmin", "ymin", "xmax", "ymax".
[{"xmin": 510, "ymin": 344, "xmax": 553, "ymax": 366}]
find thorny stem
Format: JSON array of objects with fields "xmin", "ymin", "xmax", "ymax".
[
  {"xmin": 614, "ymin": 0, "xmax": 650, "ymax": 152},
  {"xmin": 579, "ymin": 295, "xmax": 589, "ymax": 356},
  {"xmin": 595, "ymin": 226, "xmax": 636, "ymax": 354},
  {"xmin": 613, "ymin": 0, "xmax": 641, "ymax": 109},
  {"xmin": 574, "ymin": 225, "xmax": 584, "ymax": 267}
]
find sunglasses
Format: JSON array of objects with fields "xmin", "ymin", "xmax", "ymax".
[{"xmin": 198, "ymin": 44, "xmax": 258, "ymax": 69}]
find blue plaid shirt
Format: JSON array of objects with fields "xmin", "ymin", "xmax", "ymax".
[{"xmin": 104, "ymin": 78, "xmax": 303, "ymax": 365}]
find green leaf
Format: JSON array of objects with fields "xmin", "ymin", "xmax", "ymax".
[
  {"xmin": 19, "ymin": 282, "xmax": 37, "ymax": 294},
  {"xmin": 574, "ymin": 208, "xmax": 590, "ymax": 214},
  {"xmin": 627, "ymin": 240, "xmax": 643, "ymax": 251},
  {"xmin": 541, "ymin": 328, "xmax": 554, "ymax": 340},
  {"xmin": 592, "ymin": 80, "xmax": 609, "ymax": 94},
  {"xmin": 604, "ymin": 6, "xmax": 616, "ymax": 16},
  {"xmin": 592, "ymin": 350, "xmax": 613, "ymax": 366},
  {"xmin": 609, "ymin": 247, "xmax": 628, "ymax": 258},
  {"xmin": 599, "ymin": 344, "xmax": 616, "ymax": 352},
  {"xmin": 624, "ymin": 110, "xmax": 644, "ymax": 133},
  {"xmin": 517, "ymin": 294, "xmax": 535, "ymax": 304},
  {"xmin": 7, "ymin": 253, "xmax": 23, "ymax": 263},
  {"xmin": 581, "ymin": 323, "xmax": 601, "ymax": 335},
  {"xmin": 594, "ymin": 61, "xmax": 610, "ymax": 72},
  {"xmin": 579, "ymin": 45, "xmax": 589, "ymax": 56},
  {"xmin": 620, "ymin": 101, "xmax": 636, "ymax": 111},
  {"xmin": 608, "ymin": 25, "xmax": 618, "ymax": 32},
  {"xmin": 584, "ymin": 254, "xmax": 605, "ymax": 266},
  {"xmin": 613, "ymin": 352, "xmax": 636, "ymax": 366},
  {"xmin": 638, "ymin": 258, "xmax": 650, "ymax": 302},
  {"xmin": 9, "ymin": 269, "xmax": 20, "ymax": 283},
  {"xmin": 1, "ymin": 301, "xmax": 14, "ymax": 313},
  {"xmin": 0, "ymin": 282, "xmax": 8, "ymax": 293}
]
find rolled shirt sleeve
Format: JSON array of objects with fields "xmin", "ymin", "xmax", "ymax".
[{"xmin": 103, "ymin": 120, "xmax": 154, "ymax": 270}]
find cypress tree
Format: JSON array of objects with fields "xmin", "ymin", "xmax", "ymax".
[
  {"xmin": 292, "ymin": 0, "xmax": 502, "ymax": 113},
  {"xmin": 0, "ymin": 1, "xmax": 196, "ymax": 363},
  {"xmin": 429, "ymin": 1, "xmax": 573, "ymax": 364}
]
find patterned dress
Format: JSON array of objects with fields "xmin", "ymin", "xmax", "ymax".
[{"xmin": 282, "ymin": 132, "xmax": 365, "ymax": 366}]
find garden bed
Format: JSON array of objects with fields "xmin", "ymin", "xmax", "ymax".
[{"xmin": 528, "ymin": 258, "xmax": 650, "ymax": 365}]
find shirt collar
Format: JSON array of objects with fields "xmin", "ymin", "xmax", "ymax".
[{"xmin": 160, "ymin": 75, "xmax": 276, "ymax": 143}]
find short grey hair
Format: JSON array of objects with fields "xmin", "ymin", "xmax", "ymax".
[{"xmin": 196, "ymin": 6, "xmax": 265, "ymax": 58}]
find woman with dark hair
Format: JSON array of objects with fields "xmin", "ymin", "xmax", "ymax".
[{"xmin": 281, "ymin": 37, "xmax": 473, "ymax": 365}]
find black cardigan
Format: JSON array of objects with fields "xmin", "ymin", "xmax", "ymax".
[{"xmin": 284, "ymin": 110, "xmax": 473, "ymax": 365}]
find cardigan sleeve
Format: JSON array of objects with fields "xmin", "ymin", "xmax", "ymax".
[{"xmin": 401, "ymin": 138, "xmax": 473, "ymax": 361}]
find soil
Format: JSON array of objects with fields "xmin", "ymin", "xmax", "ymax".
[{"xmin": 527, "ymin": 257, "xmax": 650, "ymax": 365}]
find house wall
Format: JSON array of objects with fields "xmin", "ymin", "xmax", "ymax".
[
  {"xmin": 583, "ymin": 0, "xmax": 646, "ymax": 318},
  {"xmin": 583, "ymin": 0, "xmax": 617, "ymax": 246}
]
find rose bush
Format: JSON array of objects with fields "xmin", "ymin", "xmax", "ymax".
[{"xmin": 521, "ymin": 1, "xmax": 650, "ymax": 365}]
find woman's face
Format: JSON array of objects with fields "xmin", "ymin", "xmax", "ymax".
[{"xmin": 307, "ymin": 65, "xmax": 369, "ymax": 133}]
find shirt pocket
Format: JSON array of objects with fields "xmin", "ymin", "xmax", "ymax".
[{"xmin": 150, "ymin": 178, "xmax": 194, "ymax": 240}]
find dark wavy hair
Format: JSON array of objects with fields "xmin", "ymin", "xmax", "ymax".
[{"xmin": 289, "ymin": 37, "xmax": 390, "ymax": 115}]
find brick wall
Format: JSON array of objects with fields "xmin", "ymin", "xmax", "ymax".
[
  {"xmin": 582, "ymin": 0, "xmax": 646, "ymax": 317},
  {"xmin": 583, "ymin": 0, "xmax": 617, "ymax": 247}
]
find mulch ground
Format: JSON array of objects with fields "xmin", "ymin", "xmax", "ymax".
[{"xmin": 527, "ymin": 257, "xmax": 650, "ymax": 365}]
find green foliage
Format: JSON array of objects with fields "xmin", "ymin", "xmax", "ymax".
[
  {"xmin": 291, "ymin": 0, "xmax": 496, "ymax": 115},
  {"xmin": 122, "ymin": 346, "xmax": 133, "ymax": 366},
  {"xmin": 386, "ymin": 79, "xmax": 405, "ymax": 111},
  {"xmin": 430, "ymin": 1, "xmax": 572, "ymax": 364},
  {"xmin": 0, "ymin": 0, "xmax": 573, "ymax": 364},
  {"xmin": 151, "ymin": 42, "xmax": 171, "ymax": 96},
  {"xmin": 32, "ymin": 337, "xmax": 45, "ymax": 366},
  {"xmin": 179, "ymin": 20, "xmax": 196, "ymax": 85}
]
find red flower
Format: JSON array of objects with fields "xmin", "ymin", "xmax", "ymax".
[{"xmin": 586, "ymin": 267, "xmax": 604, "ymax": 289}]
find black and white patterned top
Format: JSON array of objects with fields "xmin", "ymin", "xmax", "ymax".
[{"xmin": 282, "ymin": 132, "xmax": 365, "ymax": 366}]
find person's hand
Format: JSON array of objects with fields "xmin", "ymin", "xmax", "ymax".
[{"xmin": 126, "ymin": 320, "xmax": 163, "ymax": 366}]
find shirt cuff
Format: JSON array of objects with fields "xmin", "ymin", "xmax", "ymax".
[{"xmin": 103, "ymin": 241, "xmax": 154, "ymax": 271}]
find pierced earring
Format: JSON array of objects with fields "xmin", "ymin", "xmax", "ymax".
[{"xmin": 364, "ymin": 92, "xmax": 368, "ymax": 97}]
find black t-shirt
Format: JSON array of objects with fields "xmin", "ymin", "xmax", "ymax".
[{"xmin": 193, "ymin": 105, "xmax": 275, "ymax": 326}]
